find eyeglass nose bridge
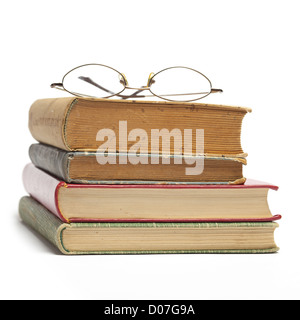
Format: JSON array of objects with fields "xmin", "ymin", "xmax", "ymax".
[{"xmin": 120, "ymin": 72, "xmax": 156, "ymax": 91}]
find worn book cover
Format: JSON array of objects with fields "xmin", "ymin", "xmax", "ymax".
[
  {"xmin": 19, "ymin": 196, "xmax": 279, "ymax": 255},
  {"xmin": 22, "ymin": 163, "xmax": 281, "ymax": 223},
  {"xmin": 28, "ymin": 97, "xmax": 251, "ymax": 156}
]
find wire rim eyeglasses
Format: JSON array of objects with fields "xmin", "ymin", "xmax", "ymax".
[{"xmin": 51, "ymin": 64, "xmax": 223, "ymax": 102}]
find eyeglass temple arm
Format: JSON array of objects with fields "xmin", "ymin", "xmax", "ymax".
[
  {"xmin": 211, "ymin": 88, "xmax": 223, "ymax": 93},
  {"xmin": 79, "ymin": 77, "xmax": 223, "ymax": 96},
  {"xmin": 78, "ymin": 76, "xmax": 146, "ymax": 99},
  {"xmin": 50, "ymin": 78, "xmax": 145, "ymax": 99},
  {"xmin": 50, "ymin": 83, "xmax": 65, "ymax": 91}
]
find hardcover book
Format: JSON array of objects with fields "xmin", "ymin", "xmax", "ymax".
[
  {"xmin": 19, "ymin": 196, "xmax": 279, "ymax": 255},
  {"xmin": 29, "ymin": 143, "xmax": 246, "ymax": 184},
  {"xmin": 22, "ymin": 163, "xmax": 281, "ymax": 223},
  {"xmin": 28, "ymin": 97, "xmax": 251, "ymax": 156}
]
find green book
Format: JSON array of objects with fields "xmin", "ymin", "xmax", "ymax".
[{"xmin": 19, "ymin": 196, "xmax": 279, "ymax": 255}]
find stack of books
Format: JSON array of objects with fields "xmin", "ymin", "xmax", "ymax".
[{"xmin": 19, "ymin": 97, "xmax": 281, "ymax": 254}]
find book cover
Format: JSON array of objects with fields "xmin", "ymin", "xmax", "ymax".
[
  {"xmin": 19, "ymin": 196, "xmax": 280, "ymax": 255},
  {"xmin": 22, "ymin": 163, "xmax": 281, "ymax": 223}
]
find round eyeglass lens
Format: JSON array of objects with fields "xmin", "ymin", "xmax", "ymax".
[
  {"xmin": 63, "ymin": 64, "xmax": 125, "ymax": 98},
  {"xmin": 150, "ymin": 67, "xmax": 212, "ymax": 102}
]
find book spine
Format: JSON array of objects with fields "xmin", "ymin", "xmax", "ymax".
[
  {"xmin": 19, "ymin": 196, "xmax": 68, "ymax": 254},
  {"xmin": 28, "ymin": 97, "xmax": 77, "ymax": 151},
  {"xmin": 29, "ymin": 144, "xmax": 71, "ymax": 182},
  {"xmin": 22, "ymin": 163, "xmax": 68, "ymax": 222}
]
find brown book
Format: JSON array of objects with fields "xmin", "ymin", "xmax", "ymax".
[
  {"xmin": 28, "ymin": 97, "xmax": 251, "ymax": 157},
  {"xmin": 29, "ymin": 143, "xmax": 246, "ymax": 184}
]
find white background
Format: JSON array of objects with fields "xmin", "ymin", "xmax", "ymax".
[{"xmin": 1, "ymin": 0, "xmax": 299, "ymax": 300}]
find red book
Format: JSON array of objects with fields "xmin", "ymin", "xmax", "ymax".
[{"xmin": 23, "ymin": 163, "xmax": 281, "ymax": 223}]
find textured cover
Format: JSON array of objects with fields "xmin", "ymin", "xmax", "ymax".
[
  {"xmin": 23, "ymin": 163, "xmax": 65, "ymax": 221},
  {"xmin": 29, "ymin": 143, "xmax": 70, "ymax": 182},
  {"xmin": 19, "ymin": 196, "xmax": 280, "ymax": 255},
  {"xmin": 22, "ymin": 163, "xmax": 281, "ymax": 223},
  {"xmin": 29, "ymin": 143, "xmax": 246, "ymax": 185}
]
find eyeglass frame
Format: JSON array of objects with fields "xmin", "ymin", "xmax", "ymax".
[{"xmin": 51, "ymin": 64, "xmax": 223, "ymax": 102}]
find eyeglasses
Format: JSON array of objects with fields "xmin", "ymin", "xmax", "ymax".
[{"xmin": 51, "ymin": 64, "xmax": 223, "ymax": 102}]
